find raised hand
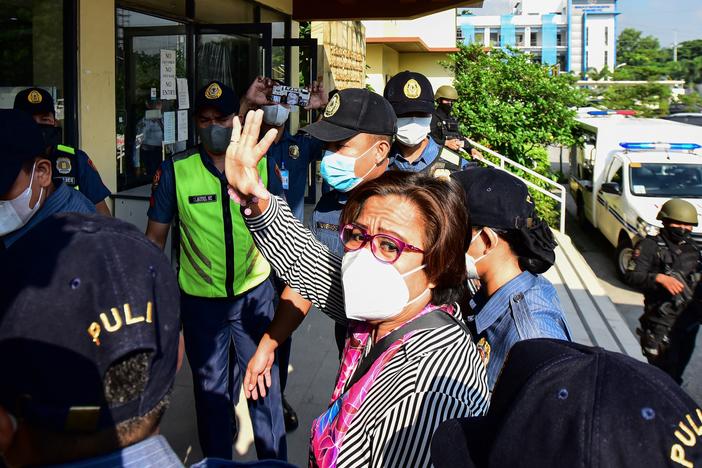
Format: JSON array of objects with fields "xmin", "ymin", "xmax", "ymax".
[
  {"xmin": 225, "ymin": 110, "xmax": 276, "ymax": 206},
  {"xmin": 245, "ymin": 76, "xmax": 275, "ymax": 107},
  {"xmin": 305, "ymin": 79, "xmax": 328, "ymax": 110}
]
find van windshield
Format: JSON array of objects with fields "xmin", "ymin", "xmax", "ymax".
[{"xmin": 630, "ymin": 163, "xmax": 702, "ymax": 198}]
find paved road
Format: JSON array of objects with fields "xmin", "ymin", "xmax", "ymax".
[{"xmin": 564, "ymin": 202, "xmax": 702, "ymax": 404}]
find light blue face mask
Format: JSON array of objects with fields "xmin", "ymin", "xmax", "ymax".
[{"xmin": 320, "ymin": 142, "xmax": 379, "ymax": 192}]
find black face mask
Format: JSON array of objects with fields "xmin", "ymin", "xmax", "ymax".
[
  {"xmin": 439, "ymin": 102, "xmax": 453, "ymax": 114},
  {"xmin": 666, "ymin": 227, "xmax": 692, "ymax": 244},
  {"xmin": 198, "ymin": 125, "xmax": 233, "ymax": 155},
  {"xmin": 39, "ymin": 125, "xmax": 62, "ymax": 148}
]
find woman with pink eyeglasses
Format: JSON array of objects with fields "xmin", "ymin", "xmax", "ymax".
[{"xmin": 227, "ymin": 109, "xmax": 489, "ymax": 468}]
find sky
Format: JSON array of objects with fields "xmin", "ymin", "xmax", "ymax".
[{"xmin": 466, "ymin": 0, "xmax": 702, "ymax": 46}]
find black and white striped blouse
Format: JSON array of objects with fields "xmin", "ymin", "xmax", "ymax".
[{"xmin": 246, "ymin": 196, "xmax": 490, "ymax": 467}]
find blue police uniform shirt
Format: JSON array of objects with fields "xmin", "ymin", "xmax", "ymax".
[
  {"xmin": 467, "ymin": 271, "xmax": 572, "ymax": 390},
  {"xmin": 388, "ymin": 136, "xmax": 469, "ymax": 173},
  {"xmin": 52, "ymin": 146, "xmax": 111, "ymax": 205},
  {"xmin": 309, "ymin": 190, "xmax": 347, "ymax": 257},
  {"xmin": 1, "ymin": 182, "xmax": 96, "ymax": 249},
  {"xmin": 266, "ymin": 130, "xmax": 324, "ymax": 222},
  {"xmin": 46, "ymin": 435, "xmax": 183, "ymax": 467}
]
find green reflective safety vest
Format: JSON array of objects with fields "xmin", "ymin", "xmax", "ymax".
[{"xmin": 173, "ymin": 150, "xmax": 270, "ymax": 298}]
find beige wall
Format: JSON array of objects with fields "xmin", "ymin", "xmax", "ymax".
[
  {"xmin": 365, "ymin": 44, "xmax": 399, "ymax": 94},
  {"xmin": 398, "ymin": 52, "xmax": 454, "ymax": 94},
  {"xmin": 364, "ymin": 9, "xmax": 458, "ymax": 49},
  {"xmin": 79, "ymin": 0, "xmax": 117, "ymax": 198},
  {"xmin": 255, "ymin": 0, "xmax": 293, "ymax": 15}
]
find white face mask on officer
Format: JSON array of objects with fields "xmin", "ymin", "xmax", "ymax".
[
  {"xmin": 0, "ymin": 162, "xmax": 45, "ymax": 236},
  {"xmin": 342, "ymin": 247, "xmax": 430, "ymax": 322},
  {"xmin": 396, "ymin": 116, "xmax": 432, "ymax": 146},
  {"xmin": 465, "ymin": 228, "xmax": 499, "ymax": 280},
  {"xmin": 262, "ymin": 104, "xmax": 290, "ymax": 127}
]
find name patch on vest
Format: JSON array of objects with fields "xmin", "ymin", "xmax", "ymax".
[{"xmin": 188, "ymin": 194, "xmax": 217, "ymax": 204}]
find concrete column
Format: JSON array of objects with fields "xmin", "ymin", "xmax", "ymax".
[
  {"xmin": 78, "ymin": 0, "xmax": 117, "ymax": 196},
  {"xmin": 483, "ymin": 27, "xmax": 490, "ymax": 47}
]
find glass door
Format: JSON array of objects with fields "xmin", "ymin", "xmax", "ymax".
[
  {"xmin": 195, "ymin": 24, "xmax": 272, "ymax": 96},
  {"xmin": 117, "ymin": 18, "xmax": 187, "ymax": 190}
]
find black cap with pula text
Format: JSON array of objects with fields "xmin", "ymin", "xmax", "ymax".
[{"xmin": 0, "ymin": 213, "xmax": 180, "ymax": 433}]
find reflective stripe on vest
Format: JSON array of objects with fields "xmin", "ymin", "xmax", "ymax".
[
  {"xmin": 173, "ymin": 151, "xmax": 270, "ymax": 297},
  {"xmin": 421, "ymin": 147, "xmax": 463, "ymax": 179}
]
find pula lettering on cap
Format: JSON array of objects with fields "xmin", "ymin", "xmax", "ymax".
[
  {"xmin": 205, "ymin": 83, "xmax": 223, "ymax": 100},
  {"xmin": 324, "ymin": 93, "xmax": 341, "ymax": 118},
  {"xmin": 670, "ymin": 407, "xmax": 702, "ymax": 468},
  {"xmin": 403, "ymin": 79, "xmax": 421, "ymax": 99},
  {"xmin": 28, "ymin": 90, "xmax": 43, "ymax": 104},
  {"xmin": 87, "ymin": 302, "xmax": 154, "ymax": 346}
]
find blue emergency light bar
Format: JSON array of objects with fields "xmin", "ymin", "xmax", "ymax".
[
  {"xmin": 619, "ymin": 142, "xmax": 702, "ymax": 151},
  {"xmin": 588, "ymin": 110, "xmax": 637, "ymax": 116}
]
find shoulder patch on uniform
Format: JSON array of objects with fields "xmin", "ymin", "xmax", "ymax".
[{"xmin": 151, "ymin": 168, "xmax": 162, "ymax": 193}]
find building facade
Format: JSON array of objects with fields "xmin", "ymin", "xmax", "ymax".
[
  {"xmin": 363, "ymin": 9, "xmax": 463, "ymax": 95},
  {"xmin": 457, "ymin": 0, "xmax": 619, "ymax": 75}
]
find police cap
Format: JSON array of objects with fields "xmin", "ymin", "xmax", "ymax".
[
  {"xmin": 383, "ymin": 71, "xmax": 434, "ymax": 116},
  {"xmin": 14, "ymin": 87, "xmax": 55, "ymax": 116},
  {"xmin": 194, "ymin": 80, "xmax": 239, "ymax": 116},
  {"xmin": 300, "ymin": 88, "xmax": 396, "ymax": 142},
  {"xmin": 0, "ymin": 109, "xmax": 47, "ymax": 196},
  {"xmin": 657, "ymin": 198, "xmax": 698, "ymax": 226},
  {"xmin": 0, "ymin": 213, "xmax": 181, "ymax": 433}
]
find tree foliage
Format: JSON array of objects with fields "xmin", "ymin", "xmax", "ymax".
[
  {"xmin": 446, "ymin": 44, "xmax": 586, "ymax": 226},
  {"xmin": 446, "ymin": 44, "xmax": 586, "ymax": 166},
  {"xmin": 601, "ymin": 83, "xmax": 672, "ymax": 117}
]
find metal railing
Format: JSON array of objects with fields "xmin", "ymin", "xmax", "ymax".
[{"xmin": 462, "ymin": 138, "xmax": 567, "ymax": 232}]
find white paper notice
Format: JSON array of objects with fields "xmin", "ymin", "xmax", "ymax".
[
  {"xmin": 177, "ymin": 110, "xmax": 188, "ymax": 142},
  {"xmin": 160, "ymin": 50, "xmax": 177, "ymax": 100},
  {"xmin": 163, "ymin": 111, "xmax": 176, "ymax": 144},
  {"xmin": 177, "ymin": 78, "xmax": 190, "ymax": 109}
]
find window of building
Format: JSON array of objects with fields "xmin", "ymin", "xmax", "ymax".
[
  {"xmin": 530, "ymin": 31, "xmax": 538, "ymax": 47},
  {"xmin": 604, "ymin": 50, "xmax": 609, "ymax": 66},
  {"xmin": 556, "ymin": 32, "xmax": 564, "ymax": 47},
  {"xmin": 490, "ymin": 31, "xmax": 500, "ymax": 46},
  {"xmin": 586, "ymin": 27, "xmax": 589, "ymax": 46},
  {"xmin": 474, "ymin": 32, "xmax": 485, "ymax": 45},
  {"xmin": 0, "ymin": 0, "xmax": 76, "ymax": 142},
  {"xmin": 604, "ymin": 26, "xmax": 609, "ymax": 46}
]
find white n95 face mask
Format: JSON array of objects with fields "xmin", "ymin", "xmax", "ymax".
[
  {"xmin": 262, "ymin": 104, "xmax": 290, "ymax": 127},
  {"xmin": 0, "ymin": 163, "xmax": 44, "ymax": 236},
  {"xmin": 342, "ymin": 248, "xmax": 429, "ymax": 321},
  {"xmin": 396, "ymin": 116, "xmax": 432, "ymax": 146},
  {"xmin": 465, "ymin": 228, "xmax": 498, "ymax": 280}
]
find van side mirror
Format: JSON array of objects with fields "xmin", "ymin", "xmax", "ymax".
[{"xmin": 601, "ymin": 182, "xmax": 622, "ymax": 195}]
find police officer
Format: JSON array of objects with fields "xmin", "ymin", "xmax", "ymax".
[
  {"xmin": 13, "ymin": 87, "xmax": 111, "ymax": 215},
  {"xmin": 1, "ymin": 109, "xmax": 95, "ymax": 249},
  {"xmin": 430, "ymin": 85, "xmax": 466, "ymax": 152},
  {"xmin": 451, "ymin": 167, "xmax": 571, "ymax": 390},
  {"xmin": 145, "ymin": 81, "xmax": 286, "ymax": 461},
  {"xmin": 625, "ymin": 199, "xmax": 702, "ymax": 384},
  {"xmin": 384, "ymin": 71, "xmax": 470, "ymax": 178}
]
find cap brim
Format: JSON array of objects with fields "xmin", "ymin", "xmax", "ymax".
[
  {"xmin": 0, "ymin": 159, "xmax": 24, "ymax": 196},
  {"xmin": 300, "ymin": 119, "xmax": 360, "ymax": 142},
  {"xmin": 431, "ymin": 416, "xmax": 495, "ymax": 468}
]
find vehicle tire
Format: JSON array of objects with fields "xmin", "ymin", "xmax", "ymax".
[
  {"xmin": 576, "ymin": 194, "xmax": 589, "ymax": 228},
  {"xmin": 616, "ymin": 236, "xmax": 633, "ymax": 281}
]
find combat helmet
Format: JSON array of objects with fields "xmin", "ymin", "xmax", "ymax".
[
  {"xmin": 434, "ymin": 85, "xmax": 458, "ymax": 101},
  {"xmin": 657, "ymin": 199, "xmax": 698, "ymax": 226}
]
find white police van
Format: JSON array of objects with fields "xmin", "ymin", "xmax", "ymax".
[{"xmin": 569, "ymin": 110, "xmax": 702, "ymax": 277}]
